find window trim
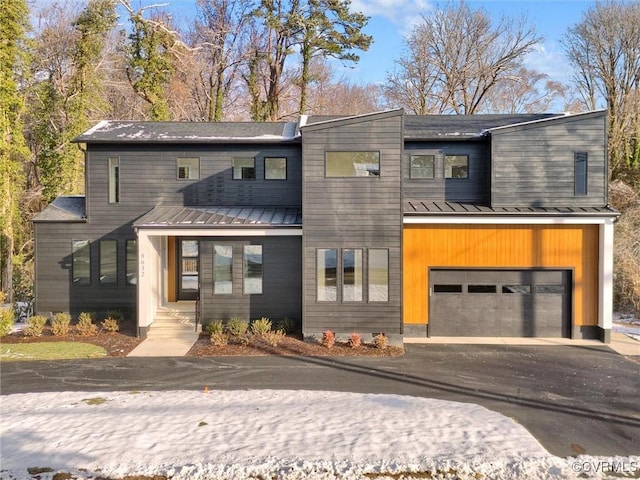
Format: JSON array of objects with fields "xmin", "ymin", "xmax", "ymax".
[
  {"xmin": 325, "ymin": 150, "xmax": 381, "ymax": 178},
  {"xmin": 72, "ymin": 239, "xmax": 91, "ymax": 286},
  {"xmin": 410, "ymin": 154, "xmax": 436, "ymax": 179},
  {"xmin": 243, "ymin": 244, "xmax": 263, "ymax": 295},
  {"xmin": 232, "ymin": 157, "xmax": 256, "ymax": 180},
  {"xmin": 444, "ymin": 154, "xmax": 469, "ymax": 179},
  {"xmin": 108, "ymin": 157, "xmax": 119, "ymax": 204},
  {"xmin": 177, "ymin": 157, "xmax": 200, "ymax": 180},
  {"xmin": 99, "ymin": 239, "xmax": 118, "ymax": 286},
  {"xmin": 574, "ymin": 151, "xmax": 588, "ymax": 196},
  {"xmin": 264, "ymin": 157, "xmax": 287, "ymax": 180}
]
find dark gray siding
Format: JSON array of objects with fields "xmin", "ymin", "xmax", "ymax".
[
  {"xmin": 491, "ymin": 112, "xmax": 608, "ymax": 207},
  {"xmin": 34, "ymin": 222, "xmax": 136, "ymax": 321},
  {"xmin": 199, "ymin": 237, "xmax": 302, "ymax": 323},
  {"xmin": 301, "ymin": 111, "xmax": 403, "ymax": 337},
  {"xmin": 403, "ymin": 141, "xmax": 490, "ymax": 203}
]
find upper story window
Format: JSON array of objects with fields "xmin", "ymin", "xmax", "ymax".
[
  {"xmin": 108, "ymin": 158, "xmax": 119, "ymax": 203},
  {"xmin": 233, "ymin": 157, "xmax": 255, "ymax": 179},
  {"xmin": 325, "ymin": 151, "xmax": 380, "ymax": 177},
  {"xmin": 410, "ymin": 154, "xmax": 435, "ymax": 179},
  {"xmin": 574, "ymin": 151, "xmax": 588, "ymax": 195},
  {"xmin": 265, "ymin": 157, "xmax": 287, "ymax": 180},
  {"xmin": 177, "ymin": 157, "xmax": 200, "ymax": 180},
  {"xmin": 444, "ymin": 155, "xmax": 468, "ymax": 179}
]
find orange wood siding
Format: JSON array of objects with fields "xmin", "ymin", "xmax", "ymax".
[
  {"xmin": 167, "ymin": 236, "xmax": 176, "ymax": 302},
  {"xmin": 403, "ymin": 224, "xmax": 599, "ymax": 327}
]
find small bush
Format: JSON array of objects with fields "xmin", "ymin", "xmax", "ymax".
[
  {"xmin": 205, "ymin": 320, "xmax": 224, "ymax": 336},
  {"xmin": 322, "ymin": 330, "xmax": 335, "ymax": 349},
  {"xmin": 251, "ymin": 317, "xmax": 272, "ymax": 336},
  {"xmin": 374, "ymin": 333, "xmax": 388, "ymax": 350},
  {"xmin": 210, "ymin": 331, "xmax": 229, "ymax": 347},
  {"xmin": 76, "ymin": 312, "xmax": 98, "ymax": 336},
  {"xmin": 349, "ymin": 332, "xmax": 362, "ymax": 349},
  {"xmin": 0, "ymin": 308, "xmax": 13, "ymax": 336},
  {"xmin": 51, "ymin": 313, "xmax": 72, "ymax": 336},
  {"xmin": 101, "ymin": 318, "xmax": 120, "ymax": 333},
  {"xmin": 0, "ymin": 291, "xmax": 7, "ymax": 304},
  {"xmin": 23, "ymin": 315, "xmax": 47, "ymax": 337},
  {"xmin": 105, "ymin": 310, "xmax": 124, "ymax": 322},
  {"xmin": 262, "ymin": 329, "xmax": 286, "ymax": 347},
  {"xmin": 226, "ymin": 317, "xmax": 249, "ymax": 336},
  {"xmin": 276, "ymin": 317, "xmax": 296, "ymax": 334}
]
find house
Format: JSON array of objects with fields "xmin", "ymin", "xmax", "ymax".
[{"xmin": 33, "ymin": 109, "xmax": 618, "ymax": 344}]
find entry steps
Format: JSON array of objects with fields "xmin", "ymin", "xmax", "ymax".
[{"xmin": 147, "ymin": 304, "xmax": 199, "ymax": 340}]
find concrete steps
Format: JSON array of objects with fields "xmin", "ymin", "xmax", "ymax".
[{"xmin": 147, "ymin": 305, "xmax": 199, "ymax": 340}]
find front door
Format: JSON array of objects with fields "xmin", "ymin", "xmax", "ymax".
[{"xmin": 178, "ymin": 239, "xmax": 199, "ymax": 300}]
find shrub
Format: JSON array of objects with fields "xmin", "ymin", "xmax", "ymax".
[
  {"xmin": 613, "ymin": 203, "xmax": 640, "ymax": 315},
  {"xmin": 226, "ymin": 317, "xmax": 249, "ymax": 336},
  {"xmin": 101, "ymin": 318, "xmax": 120, "ymax": 333},
  {"xmin": 251, "ymin": 317, "xmax": 272, "ymax": 336},
  {"xmin": 76, "ymin": 312, "xmax": 98, "ymax": 336},
  {"xmin": 210, "ymin": 331, "xmax": 229, "ymax": 347},
  {"xmin": 205, "ymin": 320, "xmax": 224, "ymax": 336},
  {"xmin": 105, "ymin": 310, "xmax": 124, "ymax": 322},
  {"xmin": 23, "ymin": 315, "xmax": 47, "ymax": 337},
  {"xmin": 0, "ymin": 291, "xmax": 6, "ymax": 304},
  {"xmin": 51, "ymin": 313, "xmax": 71, "ymax": 336},
  {"xmin": 349, "ymin": 332, "xmax": 362, "ymax": 349},
  {"xmin": 0, "ymin": 308, "xmax": 13, "ymax": 336},
  {"xmin": 276, "ymin": 317, "xmax": 296, "ymax": 334},
  {"xmin": 262, "ymin": 329, "xmax": 286, "ymax": 347},
  {"xmin": 321, "ymin": 330, "xmax": 335, "ymax": 349},
  {"xmin": 374, "ymin": 332, "xmax": 389, "ymax": 350}
]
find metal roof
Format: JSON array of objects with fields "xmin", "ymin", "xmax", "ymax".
[
  {"xmin": 404, "ymin": 201, "xmax": 619, "ymax": 217},
  {"xmin": 33, "ymin": 196, "xmax": 86, "ymax": 222},
  {"xmin": 134, "ymin": 206, "xmax": 303, "ymax": 228},
  {"xmin": 75, "ymin": 121, "xmax": 299, "ymax": 144}
]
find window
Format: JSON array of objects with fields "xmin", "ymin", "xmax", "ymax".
[
  {"xmin": 100, "ymin": 240, "xmax": 117, "ymax": 285},
  {"xmin": 126, "ymin": 240, "xmax": 137, "ymax": 285},
  {"xmin": 410, "ymin": 154, "xmax": 435, "ymax": 179},
  {"xmin": 502, "ymin": 285, "xmax": 531, "ymax": 294},
  {"xmin": 108, "ymin": 158, "xmax": 119, "ymax": 203},
  {"xmin": 433, "ymin": 284, "xmax": 462, "ymax": 293},
  {"xmin": 214, "ymin": 245, "xmax": 233, "ymax": 294},
  {"xmin": 317, "ymin": 248, "xmax": 337, "ymax": 301},
  {"xmin": 243, "ymin": 245, "xmax": 263, "ymax": 294},
  {"xmin": 445, "ymin": 155, "xmax": 468, "ymax": 178},
  {"xmin": 233, "ymin": 157, "xmax": 255, "ymax": 179},
  {"xmin": 177, "ymin": 158, "xmax": 199, "ymax": 180},
  {"xmin": 72, "ymin": 240, "xmax": 91, "ymax": 286},
  {"xmin": 468, "ymin": 285, "xmax": 497, "ymax": 294},
  {"xmin": 368, "ymin": 249, "xmax": 389, "ymax": 302},
  {"xmin": 265, "ymin": 157, "xmax": 287, "ymax": 180},
  {"xmin": 575, "ymin": 152, "xmax": 588, "ymax": 195},
  {"xmin": 342, "ymin": 249, "xmax": 363, "ymax": 302},
  {"xmin": 325, "ymin": 151, "xmax": 380, "ymax": 177},
  {"xmin": 536, "ymin": 285, "xmax": 565, "ymax": 294}
]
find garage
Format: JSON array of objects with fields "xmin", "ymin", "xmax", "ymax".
[{"xmin": 429, "ymin": 269, "xmax": 571, "ymax": 337}]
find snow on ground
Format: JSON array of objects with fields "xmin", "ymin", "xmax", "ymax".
[
  {"xmin": 613, "ymin": 312, "xmax": 640, "ymax": 341},
  {"xmin": 1, "ymin": 390, "xmax": 638, "ymax": 480}
]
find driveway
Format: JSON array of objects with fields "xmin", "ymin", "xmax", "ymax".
[{"xmin": 1, "ymin": 344, "xmax": 638, "ymax": 458}]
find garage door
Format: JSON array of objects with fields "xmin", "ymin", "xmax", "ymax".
[{"xmin": 429, "ymin": 269, "xmax": 571, "ymax": 337}]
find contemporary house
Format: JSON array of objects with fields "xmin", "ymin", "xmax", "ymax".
[{"xmin": 33, "ymin": 109, "xmax": 618, "ymax": 343}]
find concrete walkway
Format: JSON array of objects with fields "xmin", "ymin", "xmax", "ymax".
[{"xmin": 127, "ymin": 332, "xmax": 199, "ymax": 357}]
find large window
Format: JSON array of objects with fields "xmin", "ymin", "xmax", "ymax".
[
  {"xmin": 325, "ymin": 151, "xmax": 380, "ymax": 177},
  {"xmin": 126, "ymin": 240, "xmax": 137, "ymax": 285},
  {"xmin": 410, "ymin": 154, "xmax": 435, "ymax": 179},
  {"xmin": 265, "ymin": 157, "xmax": 287, "ymax": 180},
  {"xmin": 233, "ymin": 157, "xmax": 256, "ymax": 179},
  {"xmin": 368, "ymin": 249, "xmax": 389, "ymax": 302},
  {"xmin": 108, "ymin": 158, "xmax": 119, "ymax": 203},
  {"xmin": 444, "ymin": 155, "xmax": 468, "ymax": 178},
  {"xmin": 317, "ymin": 248, "xmax": 337, "ymax": 301},
  {"xmin": 243, "ymin": 245, "xmax": 263, "ymax": 294},
  {"xmin": 177, "ymin": 157, "xmax": 200, "ymax": 180},
  {"xmin": 214, "ymin": 245, "xmax": 233, "ymax": 294},
  {"xmin": 575, "ymin": 151, "xmax": 588, "ymax": 195},
  {"xmin": 100, "ymin": 240, "xmax": 117, "ymax": 285},
  {"xmin": 72, "ymin": 240, "xmax": 91, "ymax": 286},
  {"xmin": 342, "ymin": 249, "xmax": 363, "ymax": 302}
]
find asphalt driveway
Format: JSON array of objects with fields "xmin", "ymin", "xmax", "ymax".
[{"xmin": 1, "ymin": 344, "xmax": 638, "ymax": 458}]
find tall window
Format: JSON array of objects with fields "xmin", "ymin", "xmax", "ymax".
[
  {"xmin": 72, "ymin": 240, "xmax": 91, "ymax": 286},
  {"xmin": 325, "ymin": 151, "xmax": 380, "ymax": 177},
  {"xmin": 177, "ymin": 158, "xmax": 200, "ymax": 180},
  {"xmin": 243, "ymin": 245, "xmax": 263, "ymax": 294},
  {"xmin": 368, "ymin": 249, "xmax": 389, "ymax": 302},
  {"xmin": 343, "ymin": 249, "xmax": 363, "ymax": 302},
  {"xmin": 575, "ymin": 152, "xmax": 588, "ymax": 195},
  {"xmin": 317, "ymin": 248, "xmax": 337, "ymax": 301},
  {"xmin": 410, "ymin": 154, "xmax": 435, "ymax": 178},
  {"xmin": 444, "ymin": 155, "xmax": 468, "ymax": 178},
  {"xmin": 265, "ymin": 157, "xmax": 287, "ymax": 180},
  {"xmin": 108, "ymin": 158, "xmax": 119, "ymax": 203},
  {"xmin": 233, "ymin": 157, "xmax": 255, "ymax": 179},
  {"xmin": 214, "ymin": 245, "xmax": 233, "ymax": 294},
  {"xmin": 126, "ymin": 240, "xmax": 137, "ymax": 285},
  {"xmin": 100, "ymin": 240, "xmax": 117, "ymax": 285}
]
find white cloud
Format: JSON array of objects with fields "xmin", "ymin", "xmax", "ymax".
[
  {"xmin": 352, "ymin": 0, "xmax": 433, "ymax": 33},
  {"xmin": 524, "ymin": 41, "xmax": 572, "ymax": 84}
]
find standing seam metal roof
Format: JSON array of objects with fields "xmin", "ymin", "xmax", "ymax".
[{"xmin": 133, "ymin": 206, "xmax": 303, "ymax": 227}]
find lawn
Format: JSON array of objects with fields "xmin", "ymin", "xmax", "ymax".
[{"xmin": 0, "ymin": 342, "xmax": 106, "ymax": 361}]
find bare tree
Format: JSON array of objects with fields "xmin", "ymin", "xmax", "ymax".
[{"xmin": 384, "ymin": 1, "xmax": 541, "ymax": 114}]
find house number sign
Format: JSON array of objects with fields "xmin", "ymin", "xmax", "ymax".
[{"xmin": 140, "ymin": 253, "xmax": 145, "ymax": 279}]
